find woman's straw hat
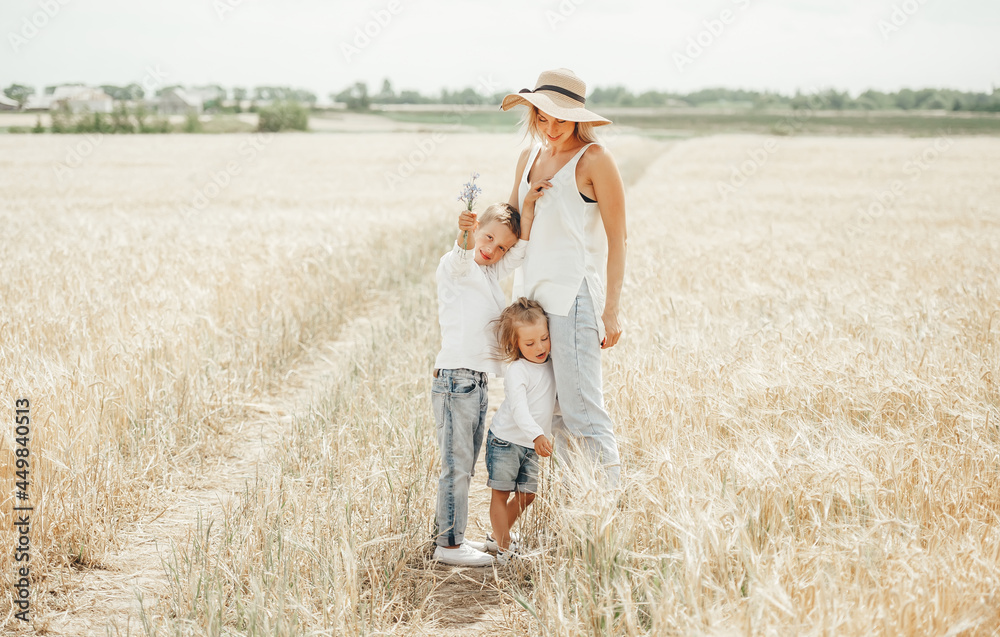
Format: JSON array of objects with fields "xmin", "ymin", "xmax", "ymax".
[{"xmin": 500, "ymin": 68, "xmax": 611, "ymax": 126}]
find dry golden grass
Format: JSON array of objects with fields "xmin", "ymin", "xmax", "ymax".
[{"xmin": 1, "ymin": 130, "xmax": 998, "ymax": 635}]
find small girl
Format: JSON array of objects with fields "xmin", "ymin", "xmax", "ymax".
[{"xmin": 485, "ymin": 298, "xmax": 557, "ymax": 564}]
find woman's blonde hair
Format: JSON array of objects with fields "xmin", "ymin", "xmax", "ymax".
[
  {"xmin": 493, "ymin": 297, "xmax": 548, "ymax": 364},
  {"xmin": 519, "ymin": 104, "xmax": 599, "ymax": 145}
]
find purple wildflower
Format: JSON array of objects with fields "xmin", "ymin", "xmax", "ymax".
[{"xmin": 458, "ymin": 172, "xmax": 481, "ymax": 211}]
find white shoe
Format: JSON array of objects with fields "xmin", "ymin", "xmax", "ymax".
[
  {"xmin": 484, "ymin": 532, "xmax": 520, "ymax": 554},
  {"xmin": 433, "ymin": 544, "xmax": 494, "ymax": 567},
  {"xmin": 496, "ymin": 547, "xmax": 518, "ymax": 566},
  {"xmin": 463, "ymin": 539, "xmax": 488, "ymax": 552}
]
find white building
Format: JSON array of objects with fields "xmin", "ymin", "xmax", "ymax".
[
  {"xmin": 24, "ymin": 85, "xmax": 114, "ymax": 113},
  {"xmin": 61, "ymin": 87, "xmax": 114, "ymax": 113},
  {"xmin": 157, "ymin": 88, "xmax": 203, "ymax": 116},
  {"xmin": 187, "ymin": 85, "xmax": 226, "ymax": 104}
]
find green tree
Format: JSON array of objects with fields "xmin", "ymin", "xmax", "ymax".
[
  {"xmin": 156, "ymin": 84, "xmax": 183, "ymax": 97},
  {"xmin": 232, "ymin": 87, "xmax": 247, "ymax": 113},
  {"xmin": 819, "ymin": 89, "xmax": 851, "ymax": 110},
  {"xmin": 290, "ymin": 89, "xmax": 317, "ymax": 104},
  {"xmin": 335, "ymin": 82, "xmax": 370, "ymax": 110},
  {"xmin": 912, "ymin": 88, "xmax": 937, "ymax": 109},
  {"xmin": 257, "ymin": 101, "xmax": 309, "ymax": 132},
  {"xmin": 857, "ymin": 90, "xmax": 892, "ymax": 110},
  {"xmin": 100, "ymin": 84, "xmax": 128, "ymax": 100},
  {"xmin": 254, "ymin": 86, "xmax": 279, "ymax": 101},
  {"xmin": 375, "ymin": 78, "xmax": 395, "ymax": 104},
  {"xmin": 3, "ymin": 83, "xmax": 34, "ymax": 108},
  {"xmin": 124, "ymin": 83, "xmax": 145, "ymax": 100},
  {"xmin": 589, "ymin": 86, "xmax": 632, "ymax": 106},
  {"xmin": 923, "ymin": 92, "xmax": 950, "ymax": 110},
  {"xmin": 398, "ymin": 89, "xmax": 429, "ymax": 104},
  {"xmin": 895, "ymin": 89, "xmax": 916, "ymax": 110}
]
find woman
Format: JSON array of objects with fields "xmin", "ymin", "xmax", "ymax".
[{"xmin": 500, "ymin": 68, "xmax": 626, "ymax": 486}]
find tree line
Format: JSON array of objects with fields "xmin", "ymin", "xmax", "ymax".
[
  {"xmin": 6, "ymin": 80, "xmax": 999, "ymax": 113},
  {"xmin": 337, "ymin": 80, "xmax": 1000, "ymax": 113},
  {"xmin": 1, "ymin": 82, "xmax": 317, "ymax": 111}
]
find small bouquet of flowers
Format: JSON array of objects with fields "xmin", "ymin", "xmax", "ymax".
[{"xmin": 457, "ymin": 172, "xmax": 481, "ymax": 255}]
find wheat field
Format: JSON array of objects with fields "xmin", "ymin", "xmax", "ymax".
[{"xmin": 1, "ymin": 128, "xmax": 998, "ymax": 635}]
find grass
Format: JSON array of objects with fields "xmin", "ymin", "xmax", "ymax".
[
  {"xmin": 0, "ymin": 113, "xmax": 257, "ymax": 134},
  {"xmin": 609, "ymin": 108, "xmax": 1000, "ymax": 137},
  {"xmin": 8, "ymin": 108, "xmax": 999, "ymax": 137},
  {"xmin": 376, "ymin": 108, "xmax": 523, "ymax": 133},
  {"xmin": 1, "ymin": 132, "xmax": 998, "ymax": 635},
  {"xmin": 198, "ymin": 114, "xmax": 256, "ymax": 134},
  {"xmin": 377, "ymin": 107, "xmax": 1000, "ymax": 137}
]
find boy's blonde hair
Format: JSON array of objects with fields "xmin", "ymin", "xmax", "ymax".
[
  {"xmin": 493, "ymin": 297, "xmax": 547, "ymax": 364},
  {"xmin": 519, "ymin": 104, "xmax": 599, "ymax": 145},
  {"xmin": 478, "ymin": 202, "xmax": 521, "ymax": 239}
]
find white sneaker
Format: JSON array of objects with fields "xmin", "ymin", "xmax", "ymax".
[
  {"xmin": 433, "ymin": 544, "xmax": 494, "ymax": 567},
  {"xmin": 496, "ymin": 548, "xmax": 518, "ymax": 566},
  {"xmin": 484, "ymin": 532, "xmax": 520, "ymax": 554},
  {"xmin": 463, "ymin": 539, "xmax": 488, "ymax": 552}
]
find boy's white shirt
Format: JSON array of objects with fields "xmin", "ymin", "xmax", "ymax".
[
  {"xmin": 434, "ymin": 239, "xmax": 528, "ymax": 377},
  {"xmin": 489, "ymin": 358, "xmax": 557, "ymax": 449}
]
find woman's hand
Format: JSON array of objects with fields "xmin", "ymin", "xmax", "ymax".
[{"xmin": 601, "ymin": 306, "xmax": 622, "ymax": 349}]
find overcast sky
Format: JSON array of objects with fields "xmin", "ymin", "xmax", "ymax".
[{"xmin": 2, "ymin": 0, "xmax": 998, "ymax": 99}]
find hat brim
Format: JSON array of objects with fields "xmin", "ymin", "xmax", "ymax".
[{"xmin": 500, "ymin": 92, "xmax": 612, "ymax": 126}]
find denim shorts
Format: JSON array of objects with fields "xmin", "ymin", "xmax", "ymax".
[{"xmin": 485, "ymin": 430, "xmax": 540, "ymax": 493}]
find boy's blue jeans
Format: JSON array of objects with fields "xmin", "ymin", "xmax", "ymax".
[{"xmin": 432, "ymin": 368, "xmax": 487, "ymax": 547}]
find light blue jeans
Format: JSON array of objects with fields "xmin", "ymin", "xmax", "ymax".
[
  {"xmin": 432, "ymin": 368, "xmax": 488, "ymax": 547},
  {"xmin": 547, "ymin": 280, "xmax": 621, "ymax": 486}
]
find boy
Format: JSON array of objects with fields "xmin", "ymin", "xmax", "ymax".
[{"xmin": 432, "ymin": 202, "xmax": 534, "ymax": 566}]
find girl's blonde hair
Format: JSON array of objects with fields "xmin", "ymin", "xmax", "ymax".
[
  {"xmin": 493, "ymin": 297, "xmax": 547, "ymax": 364},
  {"xmin": 519, "ymin": 104, "xmax": 599, "ymax": 145}
]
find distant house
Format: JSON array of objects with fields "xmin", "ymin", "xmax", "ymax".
[
  {"xmin": 0, "ymin": 93, "xmax": 19, "ymax": 110},
  {"xmin": 61, "ymin": 88, "xmax": 114, "ymax": 114},
  {"xmin": 25, "ymin": 85, "xmax": 114, "ymax": 113},
  {"xmin": 23, "ymin": 95, "xmax": 49, "ymax": 111},
  {"xmin": 158, "ymin": 88, "xmax": 203, "ymax": 116},
  {"xmin": 188, "ymin": 86, "xmax": 226, "ymax": 105}
]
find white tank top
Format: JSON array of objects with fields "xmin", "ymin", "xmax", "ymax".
[{"xmin": 514, "ymin": 142, "xmax": 607, "ymax": 343}]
